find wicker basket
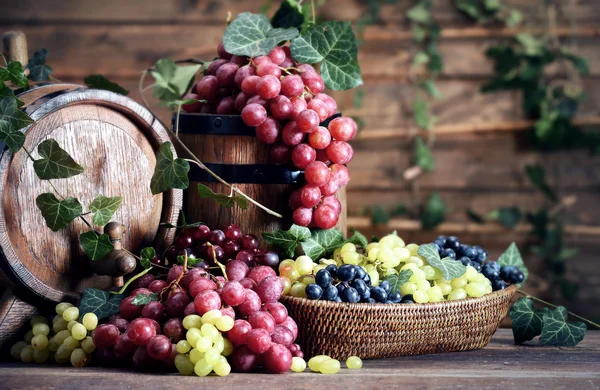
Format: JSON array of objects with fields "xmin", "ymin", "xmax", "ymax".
[{"xmin": 281, "ymin": 284, "xmax": 517, "ymax": 360}]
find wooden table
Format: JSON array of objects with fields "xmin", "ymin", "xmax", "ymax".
[{"xmin": 0, "ymin": 329, "xmax": 598, "ymax": 389}]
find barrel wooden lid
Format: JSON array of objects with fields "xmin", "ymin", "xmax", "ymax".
[{"xmin": 0, "ymin": 85, "xmax": 181, "ymax": 302}]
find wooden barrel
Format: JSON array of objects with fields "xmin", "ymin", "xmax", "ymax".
[
  {"xmin": 176, "ymin": 113, "xmax": 347, "ymax": 236},
  {"xmin": 0, "ymin": 84, "xmax": 182, "ymax": 303}
]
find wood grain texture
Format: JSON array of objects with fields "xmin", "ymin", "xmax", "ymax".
[
  {"xmin": 0, "ymin": 291, "xmax": 37, "ymax": 351},
  {"xmin": 0, "ymin": 329, "xmax": 598, "ymax": 389}
]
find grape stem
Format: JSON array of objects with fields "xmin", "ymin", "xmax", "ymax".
[
  {"xmin": 111, "ymin": 267, "xmax": 152, "ymax": 295},
  {"xmin": 207, "ymin": 242, "xmax": 228, "ymax": 280},
  {"xmin": 516, "ymin": 289, "xmax": 600, "ymax": 329}
]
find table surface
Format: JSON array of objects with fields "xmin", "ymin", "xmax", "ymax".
[{"xmin": 0, "ymin": 329, "xmax": 598, "ymax": 389}]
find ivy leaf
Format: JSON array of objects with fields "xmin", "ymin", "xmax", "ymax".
[
  {"xmin": 151, "ymin": 59, "xmax": 201, "ymax": 108},
  {"xmin": 80, "ymin": 231, "xmax": 114, "ymax": 261},
  {"xmin": 197, "ymin": 183, "xmax": 248, "ymax": 209},
  {"xmin": 262, "ymin": 224, "xmax": 311, "ymax": 258},
  {"xmin": 26, "ymin": 49, "xmax": 53, "ymax": 81},
  {"xmin": 525, "ymin": 164, "xmax": 557, "ymax": 202},
  {"xmin": 497, "ymin": 242, "xmax": 529, "ymax": 286},
  {"xmin": 343, "ymin": 228, "xmax": 368, "ymax": 248},
  {"xmin": 540, "ymin": 306, "xmax": 586, "ymax": 347},
  {"xmin": 79, "ymin": 288, "xmax": 123, "ymax": 320},
  {"xmin": 271, "ymin": 0, "xmax": 308, "ymax": 29},
  {"xmin": 420, "ymin": 79, "xmax": 442, "ymax": 100},
  {"xmin": 412, "ymin": 51, "xmax": 429, "ymax": 68},
  {"xmin": 0, "ymin": 119, "xmax": 25, "ymax": 152},
  {"xmin": 420, "ymin": 191, "xmax": 446, "ymax": 229},
  {"xmin": 486, "ymin": 206, "xmax": 521, "ymax": 228},
  {"xmin": 291, "ymin": 21, "xmax": 363, "ymax": 90},
  {"xmin": 504, "ymin": 9, "xmax": 523, "ymax": 27},
  {"xmin": 0, "ymin": 90, "xmax": 34, "ymax": 143},
  {"xmin": 139, "ymin": 247, "xmax": 156, "ymax": 269},
  {"xmin": 150, "ymin": 142, "xmax": 190, "ymax": 195},
  {"xmin": 413, "ymin": 99, "xmax": 435, "ymax": 130},
  {"xmin": 35, "ymin": 193, "xmax": 82, "ymax": 232},
  {"xmin": 32, "ymin": 139, "xmax": 84, "ymax": 180},
  {"xmin": 0, "ymin": 61, "xmax": 29, "ymax": 88},
  {"xmin": 224, "ymin": 12, "xmax": 299, "ymax": 57},
  {"xmin": 466, "ymin": 209, "xmax": 486, "ymax": 224},
  {"xmin": 301, "ymin": 229, "xmax": 344, "ymax": 261},
  {"xmin": 385, "ymin": 269, "xmax": 413, "ymax": 293},
  {"xmin": 406, "ymin": 3, "xmax": 431, "ymax": 23},
  {"xmin": 84, "ymin": 75, "xmax": 130, "ymax": 95},
  {"xmin": 132, "ymin": 293, "xmax": 159, "ymax": 306},
  {"xmin": 516, "ymin": 33, "xmax": 543, "ymax": 56},
  {"xmin": 414, "ymin": 136, "xmax": 435, "ymax": 172},
  {"xmin": 510, "ymin": 297, "xmax": 548, "ymax": 344},
  {"xmin": 89, "ymin": 195, "xmax": 123, "ymax": 226},
  {"xmin": 418, "ymin": 243, "xmax": 466, "ymax": 280}
]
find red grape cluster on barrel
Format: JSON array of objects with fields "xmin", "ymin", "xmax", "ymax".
[{"xmin": 182, "ymin": 42, "xmax": 356, "ymax": 230}]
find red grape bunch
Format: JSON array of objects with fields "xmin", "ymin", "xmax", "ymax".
[{"xmin": 182, "ymin": 42, "xmax": 356, "ymax": 230}]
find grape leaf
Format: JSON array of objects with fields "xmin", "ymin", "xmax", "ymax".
[
  {"xmin": 80, "ymin": 231, "xmax": 114, "ymax": 261},
  {"xmin": 343, "ymin": 228, "xmax": 368, "ymax": 248},
  {"xmin": 150, "ymin": 142, "xmax": 190, "ymax": 195},
  {"xmin": 414, "ymin": 136, "xmax": 435, "ymax": 172},
  {"xmin": 466, "ymin": 209, "xmax": 486, "ymax": 224},
  {"xmin": 0, "ymin": 119, "xmax": 25, "ymax": 152},
  {"xmin": 132, "ymin": 293, "xmax": 159, "ymax": 306},
  {"xmin": 525, "ymin": 164, "xmax": 558, "ymax": 202},
  {"xmin": 540, "ymin": 306, "xmax": 586, "ymax": 347},
  {"xmin": 0, "ymin": 60, "xmax": 29, "ymax": 87},
  {"xmin": 84, "ymin": 74, "xmax": 130, "ymax": 95},
  {"xmin": 271, "ymin": 0, "xmax": 308, "ymax": 30},
  {"xmin": 407, "ymin": 2, "xmax": 432, "ymax": 23},
  {"xmin": 418, "ymin": 243, "xmax": 466, "ymax": 280},
  {"xmin": 223, "ymin": 12, "xmax": 299, "ymax": 57},
  {"xmin": 151, "ymin": 59, "xmax": 201, "ymax": 108},
  {"xmin": 35, "ymin": 193, "xmax": 82, "ymax": 232},
  {"xmin": 421, "ymin": 79, "xmax": 442, "ymax": 100},
  {"xmin": 0, "ymin": 91, "xmax": 34, "ymax": 152},
  {"xmin": 197, "ymin": 183, "xmax": 248, "ymax": 209},
  {"xmin": 385, "ymin": 269, "xmax": 413, "ymax": 293},
  {"xmin": 486, "ymin": 206, "xmax": 521, "ymax": 228},
  {"xmin": 510, "ymin": 297, "xmax": 548, "ymax": 344},
  {"xmin": 89, "ymin": 195, "xmax": 123, "ymax": 226},
  {"xmin": 291, "ymin": 21, "xmax": 363, "ymax": 90},
  {"xmin": 420, "ymin": 191, "xmax": 446, "ymax": 229},
  {"xmin": 32, "ymin": 139, "xmax": 84, "ymax": 180},
  {"xmin": 262, "ymin": 224, "xmax": 311, "ymax": 258},
  {"xmin": 497, "ymin": 242, "xmax": 529, "ymax": 286},
  {"xmin": 79, "ymin": 288, "xmax": 123, "ymax": 320},
  {"xmin": 26, "ymin": 49, "xmax": 53, "ymax": 81},
  {"xmin": 301, "ymin": 229, "xmax": 344, "ymax": 261},
  {"xmin": 140, "ymin": 247, "xmax": 156, "ymax": 269},
  {"xmin": 177, "ymin": 253, "xmax": 201, "ymax": 266}
]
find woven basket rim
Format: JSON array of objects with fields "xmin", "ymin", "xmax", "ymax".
[{"xmin": 281, "ymin": 284, "xmax": 517, "ymax": 310}]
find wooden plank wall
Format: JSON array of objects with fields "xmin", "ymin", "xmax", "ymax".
[{"xmin": 1, "ymin": 0, "xmax": 599, "ymax": 319}]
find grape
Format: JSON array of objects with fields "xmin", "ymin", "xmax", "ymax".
[
  {"xmin": 217, "ymin": 42, "xmax": 232, "ymax": 59},
  {"xmin": 297, "ymin": 109, "xmax": 320, "ymax": 133},
  {"xmin": 303, "ymin": 74, "xmax": 325, "ymax": 95},
  {"xmin": 222, "ymin": 224, "xmax": 241, "ymax": 241},
  {"xmin": 326, "ymin": 140, "xmax": 354, "ymax": 165},
  {"xmin": 127, "ymin": 318, "xmax": 157, "ymax": 346},
  {"xmin": 105, "ymin": 315, "xmax": 127, "ymax": 334},
  {"xmin": 304, "ymin": 161, "xmax": 331, "ymax": 187},
  {"xmin": 281, "ymin": 121, "xmax": 304, "ymax": 146},
  {"xmin": 291, "ymin": 356, "xmax": 307, "ymax": 372},
  {"xmin": 241, "ymin": 75, "xmax": 260, "ymax": 96},
  {"xmin": 241, "ymin": 103, "xmax": 267, "ymax": 126},
  {"xmin": 256, "ymin": 251, "xmax": 279, "ymax": 268},
  {"xmin": 256, "ymin": 117, "xmax": 281, "ymax": 144},
  {"xmin": 260, "ymin": 303, "xmax": 287, "ymax": 325},
  {"xmin": 69, "ymin": 323, "xmax": 86, "ymax": 341},
  {"xmin": 292, "ymin": 207, "xmax": 313, "ymax": 226},
  {"xmin": 196, "ymin": 75, "xmax": 219, "ymax": 101},
  {"xmin": 63, "ymin": 335, "xmax": 80, "ymax": 351},
  {"xmin": 232, "ymin": 92, "xmax": 249, "ymax": 112},
  {"xmin": 206, "ymin": 58, "xmax": 229, "ymax": 76},
  {"xmin": 314, "ymin": 93, "xmax": 338, "ymax": 117},
  {"xmin": 320, "ymin": 358, "xmax": 341, "ymax": 374},
  {"xmin": 330, "ymin": 163, "xmax": 350, "ymax": 186},
  {"xmin": 205, "ymin": 245, "xmax": 225, "ymax": 263},
  {"xmin": 256, "ymin": 62, "xmax": 282, "ymax": 78},
  {"xmin": 194, "ymin": 290, "xmax": 222, "ymax": 315},
  {"xmin": 307, "ymin": 99, "xmax": 330, "ymax": 122},
  {"xmin": 256, "ymin": 75, "xmax": 281, "ymax": 99},
  {"xmin": 242, "ymin": 234, "xmax": 259, "ymax": 250},
  {"xmin": 175, "ymin": 232, "xmax": 194, "ymax": 249},
  {"xmin": 237, "ymin": 289, "xmax": 262, "ymax": 317},
  {"xmin": 93, "ymin": 324, "xmax": 119, "ymax": 348},
  {"xmin": 32, "ymin": 323, "xmax": 50, "ymax": 336},
  {"xmin": 227, "ymin": 320, "xmax": 251, "ymax": 345},
  {"xmin": 148, "ymin": 280, "xmax": 168, "ymax": 294},
  {"xmin": 175, "ymin": 354, "xmax": 194, "ymax": 375},
  {"xmin": 308, "ymin": 126, "xmax": 332, "ymax": 149},
  {"xmin": 70, "ymin": 348, "xmax": 88, "ymax": 367},
  {"xmin": 248, "ymin": 265, "xmax": 276, "ymax": 284},
  {"xmin": 230, "ymin": 345, "xmax": 260, "ymax": 372},
  {"xmin": 215, "ymin": 315, "xmax": 235, "ymax": 332},
  {"xmin": 270, "ymin": 143, "xmax": 292, "ymax": 164},
  {"xmin": 180, "ymin": 267, "xmax": 207, "ymax": 290},
  {"xmin": 281, "ymin": 75, "xmax": 304, "ymax": 97},
  {"xmin": 53, "ymin": 318, "xmax": 68, "ymax": 333},
  {"xmin": 216, "ymin": 63, "xmax": 239, "ymax": 86},
  {"xmin": 300, "ymin": 185, "xmax": 321, "ymax": 208},
  {"xmin": 270, "ymin": 325, "xmax": 294, "ymax": 347},
  {"xmin": 10, "ymin": 341, "xmax": 27, "ymax": 360},
  {"xmin": 280, "ymin": 57, "xmax": 294, "ymax": 67},
  {"xmin": 291, "ymin": 143, "xmax": 316, "ymax": 169},
  {"xmin": 56, "ymin": 302, "xmax": 73, "ymax": 315},
  {"xmin": 268, "ymin": 46, "xmax": 286, "ymax": 65},
  {"xmin": 167, "ymin": 265, "xmax": 184, "ymax": 283},
  {"xmin": 320, "ymin": 195, "xmax": 341, "ymax": 215},
  {"xmin": 165, "ymin": 292, "xmax": 190, "ymax": 318},
  {"xmin": 316, "ymin": 149, "xmax": 331, "ymax": 165},
  {"xmin": 234, "ymin": 64, "xmax": 256, "ymax": 88},
  {"xmin": 209, "ymin": 229, "xmax": 225, "ymax": 245},
  {"xmin": 252, "ymin": 55, "xmax": 272, "ymax": 66},
  {"xmin": 230, "ymin": 55, "xmax": 249, "ymax": 66},
  {"xmin": 226, "ymin": 260, "xmax": 250, "ymax": 281},
  {"xmin": 269, "ymin": 95, "xmax": 293, "ymax": 120},
  {"xmin": 214, "ymin": 361, "xmax": 232, "ymax": 376},
  {"xmin": 181, "ymin": 93, "xmax": 201, "ymax": 113},
  {"xmin": 263, "ymin": 343, "xmax": 293, "ymax": 374},
  {"xmin": 133, "ymin": 346, "xmax": 157, "ymax": 370},
  {"xmin": 216, "ymin": 96, "xmax": 236, "ymax": 114},
  {"xmin": 141, "ymin": 300, "xmax": 164, "ymax": 323},
  {"xmin": 328, "ymin": 117, "xmax": 357, "ymax": 141},
  {"xmin": 31, "ymin": 334, "xmax": 48, "ymax": 350},
  {"xmin": 222, "ymin": 240, "xmax": 241, "ymax": 258},
  {"xmin": 146, "ymin": 335, "xmax": 172, "ymax": 360},
  {"xmin": 130, "ymin": 287, "xmax": 153, "ymax": 298},
  {"xmin": 247, "ymin": 328, "xmax": 272, "ymax": 354},
  {"xmin": 288, "ymin": 189, "xmax": 303, "ymax": 210},
  {"xmin": 33, "ymin": 348, "xmax": 50, "ymax": 364},
  {"xmin": 280, "ymin": 316, "xmax": 298, "ymax": 339}
]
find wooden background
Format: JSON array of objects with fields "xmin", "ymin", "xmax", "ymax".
[{"xmin": 1, "ymin": 0, "xmax": 599, "ymax": 319}]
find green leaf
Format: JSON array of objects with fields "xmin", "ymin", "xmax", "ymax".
[
  {"xmin": 271, "ymin": 0, "xmax": 307, "ymax": 29},
  {"xmin": 370, "ymin": 206, "xmax": 389, "ymax": 225},
  {"xmin": 151, "ymin": 59, "xmax": 201, "ymax": 108},
  {"xmin": 421, "ymin": 79, "xmax": 442, "ymax": 100},
  {"xmin": 177, "ymin": 253, "xmax": 201, "ymax": 267},
  {"xmin": 262, "ymin": 224, "xmax": 311, "ymax": 258},
  {"xmin": 80, "ymin": 231, "xmax": 114, "ymax": 261},
  {"xmin": 0, "ymin": 119, "xmax": 25, "ymax": 152},
  {"xmin": 89, "ymin": 195, "xmax": 123, "ymax": 226},
  {"xmin": 497, "ymin": 242, "xmax": 529, "ymax": 286},
  {"xmin": 132, "ymin": 293, "xmax": 159, "ymax": 306},
  {"xmin": 525, "ymin": 164, "xmax": 557, "ymax": 202},
  {"xmin": 516, "ymin": 33, "xmax": 543, "ymax": 56},
  {"xmin": 414, "ymin": 136, "xmax": 435, "ymax": 172},
  {"xmin": 504, "ymin": 9, "xmax": 522, "ymax": 27},
  {"xmin": 224, "ymin": 12, "xmax": 299, "ymax": 57},
  {"xmin": 140, "ymin": 247, "xmax": 156, "ymax": 269},
  {"xmin": 412, "ymin": 51, "xmax": 429, "ymax": 68},
  {"xmin": 84, "ymin": 74, "xmax": 130, "ymax": 95},
  {"xmin": 79, "ymin": 288, "xmax": 123, "ymax": 320},
  {"xmin": 411, "ymin": 24, "xmax": 427, "ymax": 43},
  {"xmin": 540, "ymin": 306, "xmax": 586, "ymax": 347},
  {"xmin": 484, "ymin": 0, "xmax": 500, "ymax": 11},
  {"xmin": 413, "ymin": 99, "xmax": 435, "ymax": 130},
  {"xmin": 563, "ymin": 53, "xmax": 589, "ymax": 76},
  {"xmin": 291, "ymin": 21, "xmax": 363, "ymax": 90},
  {"xmin": 26, "ymin": 49, "xmax": 53, "ymax": 81},
  {"xmin": 510, "ymin": 297, "xmax": 548, "ymax": 344},
  {"xmin": 343, "ymin": 228, "xmax": 368, "ymax": 248},
  {"xmin": 466, "ymin": 209, "xmax": 486, "ymax": 224},
  {"xmin": 406, "ymin": 3, "xmax": 431, "ymax": 24},
  {"xmin": 32, "ymin": 139, "xmax": 84, "ymax": 180},
  {"xmin": 301, "ymin": 228, "xmax": 344, "ymax": 261},
  {"xmin": 197, "ymin": 183, "xmax": 248, "ymax": 209},
  {"xmin": 418, "ymin": 243, "xmax": 466, "ymax": 280},
  {"xmin": 150, "ymin": 142, "xmax": 190, "ymax": 195},
  {"xmin": 385, "ymin": 269, "xmax": 413, "ymax": 292},
  {"xmin": 35, "ymin": 193, "xmax": 82, "ymax": 232},
  {"xmin": 0, "ymin": 61, "xmax": 29, "ymax": 87},
  {"xmin": 0, "ymin": 90, "xmax": 34, "ymax": 151},
  {"xmin": 486, "ymin": 206, "xmax": 521, "ymax": 228},
  {"xmin": 420, "ymin": 191, "xmax": 446, "ymax": 229}
]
